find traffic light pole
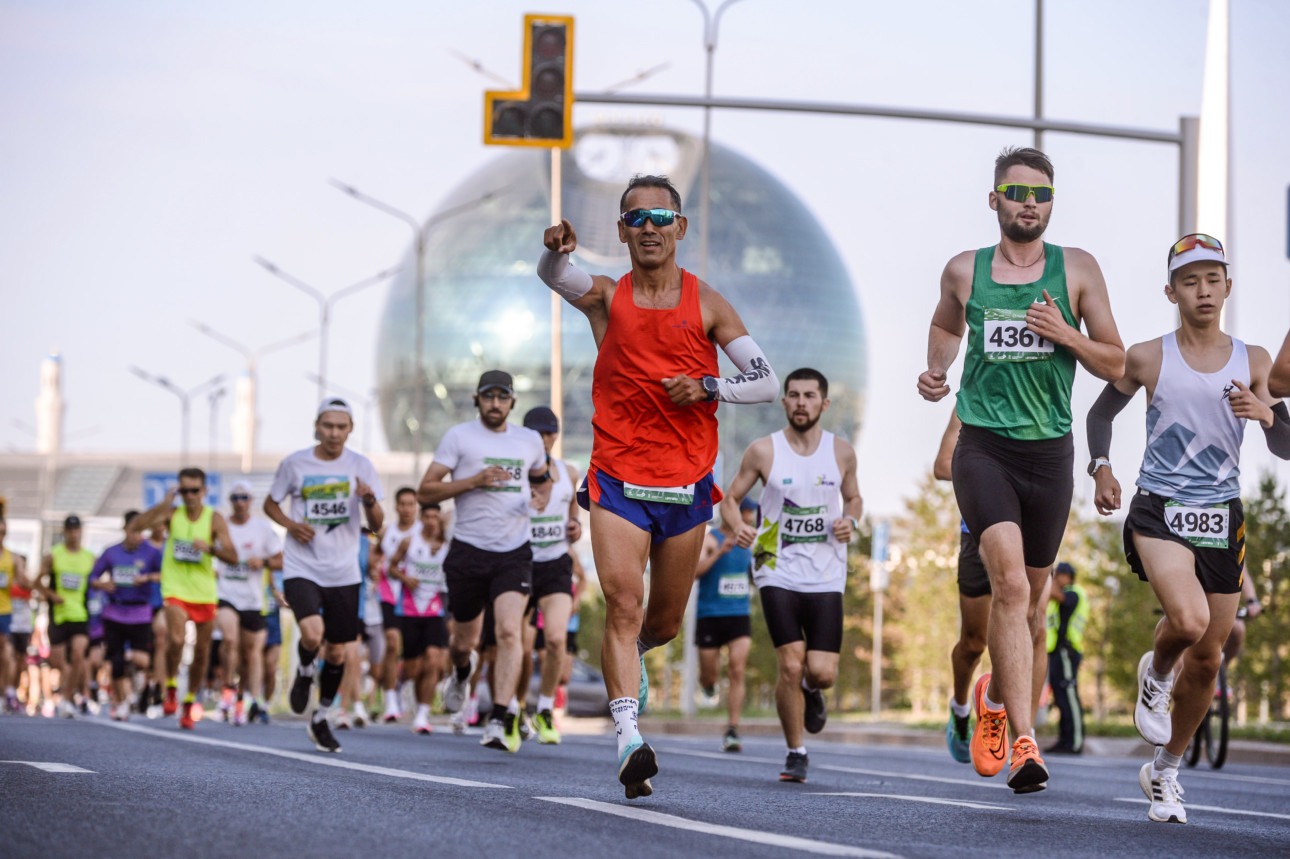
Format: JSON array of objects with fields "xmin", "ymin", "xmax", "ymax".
[{"xmin": 550, "ymin": 146, "xmax": 564, "ymax": 459}]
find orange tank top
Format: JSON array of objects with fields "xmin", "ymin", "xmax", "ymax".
[{"xmin": 590, "ymin": 269, "xmax": 719, "ymax": 486}]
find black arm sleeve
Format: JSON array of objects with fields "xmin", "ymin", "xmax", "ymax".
[
  {"xmin": 1086, "ymin": 383, "xmax": 1134, "ymax": 459},
  {"xmin": 1262, "ymin": 401, "xmax": 1290, "ymax": 460}
]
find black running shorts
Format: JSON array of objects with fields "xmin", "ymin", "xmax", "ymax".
[
  {"xmin": 758, "ymin": 586, "xmax": 843, "ymax": 652},
  {"xmin": 695, "ymin": 614, "xmax": 752, "ymax": 649},
  {"xmin": 952, "ymin": 424, "xmax": 1074, "ymax": 569},
  {"xmin": 957, "ymin": 530, "xmax": 991, "ymax": 598},
  {"xmin": 443, "ymin": 539, "xmax": 533, "ymax": 625},
  {"xmin": 1123, "ymin": 489, "xmax": 1244, "ymax": 595},
  {"xmin": 283, "ymin": 578, "xmax": 361, "ymax": 644},
  {"xmin": 400, "ymin": 615, "xmax": 448, "ymax": 657},
  {"xmin": 530, "ymin": 554, "xmax": 574, "ymax": 604}
]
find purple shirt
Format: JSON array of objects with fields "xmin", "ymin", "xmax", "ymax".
[{"xmin": 91, "ymin": 541, "xmax": 162, "ymax": 625}]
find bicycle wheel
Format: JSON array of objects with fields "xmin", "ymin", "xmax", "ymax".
[
  {"xmin": 1185, "ymin": 713, "xmax": 1206, "ymax": 768},
  {"xmin": 1207, "ymin": 662, "xmax": 1230, "ymax": 769}
]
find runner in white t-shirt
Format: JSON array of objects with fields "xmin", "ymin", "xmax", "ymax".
[
  {"xmin": 376, "ymin": 487, "xmax": 418, "ymax": 723},
  {"xmin": 215, "ymin": 480, "xmax": 283, "ymax": 726},
  {"xmin": 420, "ymin": 370, "xmax": 549, "ymax": 754},
  {"xmin": 265, "ymin": 397, "xmax": 385, "ymax": 754},
  {"xmin": 388, "ymin": 502, "xmax": 450, "ymax": 735}
]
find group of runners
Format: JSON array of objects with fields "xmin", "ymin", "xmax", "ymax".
[{"xmin": 3, "ymin": 160, "xmax": 1287, "ymax": 825}]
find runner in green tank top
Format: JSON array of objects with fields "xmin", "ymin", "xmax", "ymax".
[
  {"xmin": 917, "ymin": 147, "xmax": 1124, "ymax": 795},
  {"xmin": 38, "ymin": 514, "xmax": 96, "ymax": 717}
]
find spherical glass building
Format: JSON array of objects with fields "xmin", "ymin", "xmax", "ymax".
[{"xmin": 376, "ymin": 124, "xmax": 867, "ymax": 475}]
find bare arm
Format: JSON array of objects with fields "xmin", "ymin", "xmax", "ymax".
[
  {"xmin": 565, "ymin": 463, "xmax": 582, "ymax": 543},
  {"xmin": 720, "ymin": 438, "xmax": 771, "ymax": 549},
  {"xmin": 539, "ymin": 220, "xmax": 617, "ymax": 323},
  {"xmin": 264, "ymin": 496, "xmax": 314, "ymax": 546},
  {"xmin": 918, "ymin": 253, "xmax": 972, "ymax": 402},
  {"xmin": 1031, "ymin": 249, "xmax": 1125, "ymax": 382},
  {"xmin": 663, "ymin": 284, "xmax": 777, "ymax": 406},
  {"xmin": 832, "ymin": 437, "xmax": 863, "ymax": 543},
  {"xmin": 208, "ymin": 513, "xmax": 239, "ymax": 566},
  {"xmin": 932, "ymin": 412, "xmax": 961, "ymax": 482},
  {"xmin": 37, "ymin": 553, "xmax": 58, "ymax": 603},
  {"xmin": 356, "ymin": 479, "xmax": 384, "ymax": 534},
  {"xmin": 418, "ymin": 461, "xmax": 509, "ymax": 506},
  {"xmin": 133, "ymin": 489, "xmax": 178, "ymax": 534},
  {"xmin": 694, "ymin": 531, "xmax": 732, "ymax": 577}
]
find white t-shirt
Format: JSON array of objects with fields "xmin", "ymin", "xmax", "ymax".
[
  {"xmin": 217, "ymin": 517, "xmax": 282, "ymax": 612},
  {"xmin": 269, "ymin": 446, "xmax": 385, "ymax": 587},
  {"xmin": 379, "ymin": 521, "xmax": 416, "ymax": 606},
  {"xmin": 531, "ymin": 459, "xmax": 575, "ymax": 564},
  {"xmin": 432, "ymin": 419, "xmax": 546, "ymax": 553}
]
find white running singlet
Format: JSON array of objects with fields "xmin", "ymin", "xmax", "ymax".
[
  {"xmin": 752, "ymin": 430, "xmax": 846, "ymax": 593},
  {"xmin": 530, "ymin": 459, "xmax": 574, "ymax": 564},
  {"xmin": 217, "ymin": 517, "xmax": 282, "ymax": 612}
]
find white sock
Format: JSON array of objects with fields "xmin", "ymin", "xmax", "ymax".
[
  {"xmin": 789, "ymin": 745, "xmax": 806, "ymax": 755},
  {"xmin": 416, "ymin": 703, "xmax": 430, "ymax": 721},
  {"xmin": 507, "ymin": 696, "xmax": 520, "ymax": 716},
  {"xmin": 950, "ymin": 696, "xmax": 970, "ymax": 718},
  {"xmin": 983, "ymin": 687, "xmax": 1004, "ymax": 712},
  {"xmin": 537, "ymin": 694, "xmax": 555, "ymax": 713},
  {"xmin": 1154, "ymin": 748, "xmax": 1183, "ymax": 774},
  {"xmin": 1147, "ymin": 663, "xmax": 1173, "ymax": 684},
  {"xmin": 610, "ymin": 697, "xmax": 639, "ymax": 755}
]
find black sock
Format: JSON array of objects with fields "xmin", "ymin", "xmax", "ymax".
[
  {"xmin": 297, "ymin": 642, "xmax": 318, "ymax": 675},
  {"xmin": 317, "ymin": 660, "xmax": 344, "ymax": 708},
  {"xmin": 490, "ymin": 703, "xmax": 508, "ymax": 723},
  {"xmin": 456, "ymin": 661, "xmax": 472, "ymax": 682}
]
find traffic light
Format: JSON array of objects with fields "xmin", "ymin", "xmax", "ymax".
[{"xmin": 484, "ymin": 14, "xmax": 574, "ymax": 148}]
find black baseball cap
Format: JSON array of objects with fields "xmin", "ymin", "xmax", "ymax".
[
  {"xmin": 64, "ymin": 514, "xmax": 82, "ymax": 529},
  {"xmin": 477, "ymin": 370, "xmax": 514, "ymax": 395},
  {"xmin": 523, "ymin": 406, "xmax": 559, "ymax": 433},
  {"xmin": 1055, "ymin": 561, "xmax": 1076, "ymax": 578}
]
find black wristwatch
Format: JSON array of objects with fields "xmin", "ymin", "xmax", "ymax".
[{"xmin": 702, "ymin": 376, "xmax": 720, "ymax": 402}]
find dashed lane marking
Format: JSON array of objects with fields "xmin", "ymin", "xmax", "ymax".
[
  {"xmin": 813, "ymin": 792, "xmax": 1015, "ymax": 811},
  {"xmin": 0, "ymin": 761, "xmax": 96, "ymax": 773}
]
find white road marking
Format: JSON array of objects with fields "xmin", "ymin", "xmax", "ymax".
[
  {"xmin": 1179, "ymin": 770, "xmax": 1290, "ymax": 788},
  {"xmin": 813, "ymin": 792, "xmax": 1014, "ymax": 811},
  {"xmin": 98, "ymin": 721, "xmax": 510, "ymax": 789},
  {"xmin": 0, "ymin": 761, "xmax": 96, "ymax": 773},
  {"xmin": 1114, "ymin": 798, "xmax": 1290, "ymax": 821},
  {"xmin": 663, "ymin": 748, "xmax": 1009, "ymax": 790},
  {"xmin": 535, "ymin": 796, "xmax": 904, "ymax": 858}
]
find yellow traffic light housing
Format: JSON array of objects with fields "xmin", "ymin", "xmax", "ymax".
[{"xmin": 483, "ymin": 14, "xmax": 574, "ymax": 148}]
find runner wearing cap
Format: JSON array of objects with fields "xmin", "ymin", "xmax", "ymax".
[
  {"xmin": 420, "ymin": 370, "xmax": 549, "ymax": 754},
  {"xmin": 520, "ymin": 405, "xmax": 581, "ymax": 744},
  {"xmin": 694, "ymin": 495, "xmax": 756, "ymax": 753},
  {"xmin": 377, "ymin": 487, "xmax": 419, "ymax": 723},
  {"xmin": 215, "ymin": 481, "xmax": 283, "ymax": 725},
  {"xmin": 0, "ymin": 516, "xmax": 31, "ymax": 714},
  {"xmin": 265, "ymin": 397, "xmax": 384, "ymax": 753},
  {"xmin": 539, "ymin": 174, "xmax": 778, "ymax": 798},
  {"xmin": 37, "ymin": 514, "xmax": 97, "ymax": 718},
  {"xmin": 1086, "ymin": 232, "xmax": 1290, "ymax": 824},
  {"xmin": 135, "ymin": 469, "xmax": 239, "ymax": 728},
  {"xmin": 917, "ymin": 147, "xmax": 1125, "ymax": 793},
  {"xmin": 88, "ymin": 511, "xmax": 162, "ymax": 721},
  {"xmin": 720, "ymin": 368, "xmax": 862, "ymax": 783},
  {"xmin": 387, "ymin": 502, "xmax": 450, "ymax": 735}
]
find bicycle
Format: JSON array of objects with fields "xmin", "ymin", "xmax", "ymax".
[{"xmin": 1184, "ymin": 605, "xmax": 1245, "ymax": 770}]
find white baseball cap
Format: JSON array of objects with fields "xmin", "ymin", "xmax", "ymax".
[{"xmin": 1167, "ymin": 233, "xmax": 1229, "ymax": 276}]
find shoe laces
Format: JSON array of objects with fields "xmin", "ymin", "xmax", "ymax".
[
  {"xmin": 1154, "ymin": 769, "xmax": 1185, "ymax": 805},
  {"xmin": 1142, "ymin": 676, "xmax": 1172, "ymax": 715},
  {"xmin": 1012, "ymin": 737, "xmax": 1038, "ymax": 762},
  {"xmin": 981, "ymin": 713, "xmax": 1006, "ymax": 749}
]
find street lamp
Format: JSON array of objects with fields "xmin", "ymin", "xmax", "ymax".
[
  {"xmin": 304, "ymin": 372, "xmax": 379, "ymax": 454},
  {"xmin": 688, "ymin": 0, "xmax": 748, "ymax": 282},
  {"xmin": 251, "ymin": 258, "xmax": 398, "ymax": 404},
  {"xmin": 128, "ymin": 367, "xmax": 225, "ymax": 465},
  {"xmin": 327, "ymin": 180, "xmax": 499, "ymax": 474},
  {"xmin": 189, "ymin": 320, "xmax": 316, "ymax": 472}
]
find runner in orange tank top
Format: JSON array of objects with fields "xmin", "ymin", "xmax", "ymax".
[{"xmin": 539, "ymin": 174, "xmax": 778, "ymax": 799}]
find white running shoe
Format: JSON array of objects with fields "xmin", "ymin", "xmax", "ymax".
[
  {"xmin": 464, "ymin": 694, "xmax": 479, "ymax": 726},
  {"xmin": 58, "ymin": 700, "xmax": 76, "ymax": 719},
  {"xmin": 1134, "ymin": 652, "xmax": 1173, "ymax": 746},
  {"xmin": 480, "ymin": 718, "xmax": 508, "ymax": 749},
  {"xmin": 440, "ymin": 651, "xmax": 478, "ymax": 714},
  {"xmin": 333, "ymin": 710, "xmax": 353, "ymax": 731},
  {"xmin": 1139, "ymin": 763, "xmax": 1186, "ymax": 824},
  {"xmin": 449, "ymin": 709, "xmax": 467, "ymax": 735},
  {"xmin": 352, "ymin": 702, "xmax": 370, "ymax": 728},
  {"xmin": 111, "ymin": 702, "xmax": 130, "ymax": 722},
  {"xmin": 382, "ymin": 694, "xmax": 400, "ymax": 723},
  {"xmin": 412, "ymin": 711, "xmax": 433, "ymax": 735}
]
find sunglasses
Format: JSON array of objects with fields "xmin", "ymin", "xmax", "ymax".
[
  {"xmin": 229, "ymin": 494, "xmax": 250, "ymax": 502},
  {"xmin": 996, "ymin": 184, "xmax": 1054, "ymax": 204},
  {"xmin": 620, "ymin": 208, "xmax": 680, "ymax": 228},
  {"xmin": 178, "ymin": 487, "xmax": 203, "ymax": 496},
  {"xmin": 1169, "ymin": 233, "xmax": 1224, "ymax": 260}
]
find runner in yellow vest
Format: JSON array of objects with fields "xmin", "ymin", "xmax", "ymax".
[
  {"xmin": 0, "ymin": 517, "xmax": 32, "ymax": 714},
  {"xmin": 135, "ymin": 467, "xmax": 237, "ymax": 729},
  {"xmin": 37, "ymin": 514, "xmax": 96, "ymax": 718}
]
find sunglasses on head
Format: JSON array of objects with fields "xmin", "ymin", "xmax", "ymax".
[
  {"xmin": 229, "ymin": 494, "xmax": 250, "ymax": 502},
  {"xmin": 178, "ymin": 487, "xmax": 203, "ymax": 496},
  {"xmin": 1169, "ymin": 233, "xmax": 1224, "ymax": 259},
  {"xmin": 620, "ymin": 208, "xmax": 679, "ymax": 228},
  {"xmin": 996, "ymin": 184, "xmax": 1054, "ymax": 204}
]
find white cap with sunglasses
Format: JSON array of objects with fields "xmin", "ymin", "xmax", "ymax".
[{"xmin": 1167, "ymin": 233, "xmax": 1229, "ymax": 276}]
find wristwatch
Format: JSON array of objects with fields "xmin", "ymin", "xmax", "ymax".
[
  {"xmin": 702, "ymin": 376, "xmax": 720, "ymax": 402},
  {"xmin": 1087, "ymin": 457, "xmax": 1112, "ymax": 476}
]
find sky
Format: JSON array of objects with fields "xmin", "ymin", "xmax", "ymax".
[{"xmin": 2, "ymin": 0, "xmax": 1289, "ymax": 517}]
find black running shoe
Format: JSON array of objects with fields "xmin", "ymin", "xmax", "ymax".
[
  {"xmin": 307, "ymin": 713, "xmax": 341, "ymax": 753},
  {"xmin": 803, "ymin": 687, "xmax": 827, "ymax": 734},
  {"xmin": 780, "ymin": 751, "xmax": 809, "ymax": 783},
  {"xmin": 289, "ymin": 671, "xmax": 313, "ymax": 715}
]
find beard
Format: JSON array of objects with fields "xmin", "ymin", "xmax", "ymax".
[
  {"xmin": 788, "ymin": 411, "xmax": 820, "ymax": 432},
  {"xmin": 998, "ymin": 209, "xmax": 1048, "ymax": 243},
  {"xmin": 479, "ymin": 409, "xmax": 508, "ymax": 429}
]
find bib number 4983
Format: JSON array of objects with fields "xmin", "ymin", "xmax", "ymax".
[{"xmin": 1165, "ymin": 501, "xmax": 1229, "ymax": 549}]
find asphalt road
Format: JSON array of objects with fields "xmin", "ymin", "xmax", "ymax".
[{"xmin": 2, "ymin": 712, "xmax": 1288, "ymax": 859}]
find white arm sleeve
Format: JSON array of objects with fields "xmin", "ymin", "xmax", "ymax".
[
  {"xmin": 536, "ymin": 249, "xmax": 593, "ymax": 301},
  {"xmin": 713, "ymin": 335, "xmax": 779, "ymax": 404}
]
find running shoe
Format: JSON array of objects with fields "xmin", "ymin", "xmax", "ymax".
[
  {"xmin": 382, "ymin": 693, "xmax": 401, "ymax": 723},
  {"xmin": 638, "ymin": 654, "xmax": 649, "ymax": 713},
  {"xmin": 334, "ymin": 710, "xmax": 352, "ymax": 731},
  {"xmin": 232, "ymin": 697, "xmax": 247, "ymax": 727},
  {"xmin": 353, "ymin": 702, "xmax": 370, "ymax": 728},
  {"xmin": 803, "ymin": 685, "xmax": 827, "ymax": 734},
  {"xmin": 946, "ymin": 705, "xmax": 971, "ymax": 764},
  {"xmin": 1006, "ymin": 737, "xmax": 1049, "ymax": 793},
  {"xmin": 307, "ymin": 713, "xmax": 341, "ymax": 753},
  {"xmin": 779, "ymin": 751, "xmax": 809, "ymax": 783},
  {"xmin": 1134, "ymin": 651, "xmax": 1173, "ymax": 746},
  {"xmin": 533, "ymin": 709, "xmax": 561, "ymax": 745},
  {"xmin": 219, "ymin": 686, "xmax": 236, "ymax": 720},
  {"xmin": 618, "ymin": 733, "xmax": 658, "ymax": 799},
  {"xmin": 970, "ymin": 673, "xmax": 1008, "ymax": 777},
  {"xmin": 111, "ymin": 702, "xmax": 130, "ymax": 722},
  {"xmin": 518, "ymin": 710, "xmax": 533, "ymax": 742},
  {"xmin": 504, "ymin": 712, "xmax": 522, "ymax": 752},
  {"xmin": 412, "ymin": 710, "xmax": 433, "ymax": 735},
  {"xmin": 58, "ymin": 700, "xmax": 76, "ymax": 719},
  {"xmin": 440, "ymin": 651, "xmax": 478, "ymax": 714},
  {"xmin": 464, "ymin": 694, "xmax": 480, "ymax": 726},
  {"xmin": 481, "ymin": 718, "xmax": 512, "ymax": 752},
  {"xmin": 5, "ymin": 692, "xmax": 19, "ymax": 714},
  {"xmin": 247, "ymin": 699, "xmax": 264, "ymax": 724},
  {"xmin": 1139, "ymin": 763, "xmax": 1186, "ymax": 824},
  {"xmin": 449, "ymin": 709, "xmax": 467, "ymax": 735},
  {"xmin": 179, "ymin": 702, "xmax": 196, "ymax": 730},
  {"xmin": 722, "ymin": 726, "xmax": 742, "ymax": 753},
  {"xmin": 289, "ymin": 669, "xmax": 313, "ymax": 715}
]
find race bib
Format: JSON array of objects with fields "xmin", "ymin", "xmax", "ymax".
[
  {"xmin": 87, "ymin": 593, "xmax": 104, "ymax": 614},
  {"xmin": 623, "ymin": 482, "xmax": 695, "ymax": 505},
  {"xmin": 302, "ymin": 475, "xmax": 351, "ymax": 526},
  {"xmin": 718, "ymin": 573, "xmax": 749, "ymax": 597},
  {"xmin": 1165, "ymin": 501, "xmax": 1229, "ymax": 549},
  {"xmin": 172, "ymin": 540, "xmax": 203, "ymax": 563},
  {"xmin": 111, "ymin": 566, "xmax": 142, "ymax": 587},
  {"xmin": 782, "ymin": 504, "xmax": 829, "ymax": 544},
  {"xmin": 531, "ymin": 514, "xmax": 566, "ymax": 548},
  {"xmin": 983, "ymin": 307, "xmax": 1054, "ymax": 363},
  {"xmin": 411, "ymin": 561, "xmax": 445, "ymax": 590},
  {"xmin": 59, "ymin": 573, "xmax": 83, "ymax": 591},
  {"xmin": 483, "ymin": 457, "xmax": 525, "ymax": 493},
  {"xmin": 224, "ymin": 563, "xmax": 252, "ymax": 582}
]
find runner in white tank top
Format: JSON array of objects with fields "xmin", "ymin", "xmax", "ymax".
[
  {"xmin": 388, "ymin": 503, "xmax": 451, "ymax": 735},
  {"xmin": 720, "ymin": 368, "xmax": 863, "ymax": 785},
  {"xmin": 1084, "ymin": 234, "xmax": 1290, "ymax": 825}
]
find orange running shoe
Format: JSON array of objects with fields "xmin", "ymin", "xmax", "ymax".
[
  {"xmin": 970, "ymin": 673, "xmax": 1008, "ymax": 777},
  {"xmin": 179, "ymin": 702, "xmax": 196, "ymax": 730},
  {"xmin": 162, "ymin": 685, "xmax": 179, "ymax": 717},
  {"xmin": 1007, "ymin": 736, "xmax": 1049, "ymax": 794}
]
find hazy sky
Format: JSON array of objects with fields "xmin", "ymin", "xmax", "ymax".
[{"xmin": 3, "ymin": 0, "xmax": 1289, "ymax": 516}]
